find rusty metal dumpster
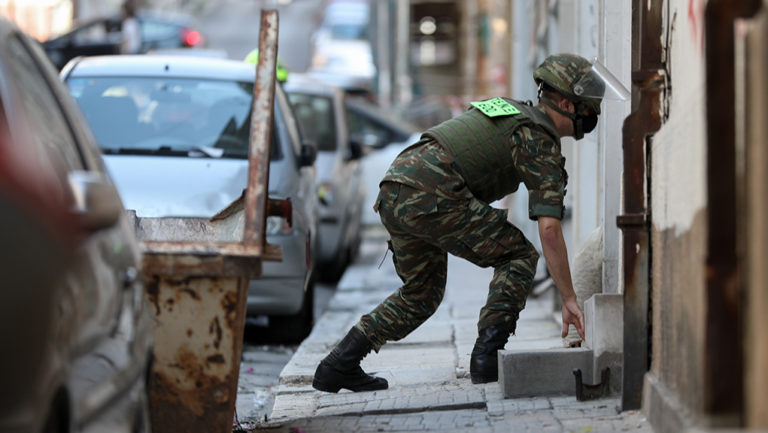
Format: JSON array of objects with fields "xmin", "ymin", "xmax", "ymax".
[{"xmin": 131, "ymin": 10, "xmax": 284, "ymax": 433}]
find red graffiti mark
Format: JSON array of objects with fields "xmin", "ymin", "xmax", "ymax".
[{"xmin": 688, "ymin": 0, "xmax": 705, "ymax": 53}]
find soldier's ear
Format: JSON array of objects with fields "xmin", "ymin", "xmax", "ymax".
[{"xmin": 559, "ymin": 98, "xmax": 575, "ymax": 114}]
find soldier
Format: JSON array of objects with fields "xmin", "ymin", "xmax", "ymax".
[{"xmin": 312, "ymin": 53, "xmax": 626, "ymax": 392}]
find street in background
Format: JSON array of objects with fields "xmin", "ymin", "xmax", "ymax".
[{"xmin": 42, "ymin": 11, "xmax": 205, "ymax": 69}]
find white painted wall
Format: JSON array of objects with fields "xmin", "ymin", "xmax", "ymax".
[
  {"xmin": 506, "ymin": 0, "xmax": 631, "ymax": 295},
  {"xmin": 651, "ymin": 1, "xmax": 707, "ymax": 237},
  {"xmin": 599, "ymin": 0, "xmax": 632, "ymax": 294}
]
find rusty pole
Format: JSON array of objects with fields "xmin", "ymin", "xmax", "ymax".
[
  {"xmin": 618, "ymin": 0, "xmax": 663, "ymax": 411},
  {"xmin": 244, "ymin": 10, "xmax": 279, "ymax": 250}
]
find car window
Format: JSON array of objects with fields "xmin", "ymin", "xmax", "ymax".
[
  {"xmin": 72, "ymin": 20, "xmax": 122, "ymax": 45},
  {"xmin": 67, "ymin": 75, "xmax": 281, "ymax": 160},
  {"xmin": 347, "ymin": 107, "xmax": 401, "ymax": 146},
  {"xmin": 141, "ymin": 20, "xmax": 179, "ymax": 42},
  {"xmin": 286, "ymin": 92, "xmax": 336, "ymax": 152},
  {"xmin": 275, "ymin": 85, "xmax": 303, "ymax": 157},
  {"xmin": 323, "ymin": 2, "xmax": 370, "ymax": 40},
  {"xmin": 4, "ymin": 34, "xmax": 84, "ymax": 170}
]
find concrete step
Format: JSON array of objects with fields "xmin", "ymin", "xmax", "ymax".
[{"xmin": 499, "ymin": 347, "xmax": 593, "ymax": 398}]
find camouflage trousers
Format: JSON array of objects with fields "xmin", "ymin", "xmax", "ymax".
[{"xmin": 356, "ymin": 181, "xmax": 539, "ymax": 351}]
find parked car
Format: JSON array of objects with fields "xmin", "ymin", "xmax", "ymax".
[
  {"xmin": 309, "ymin": 0, "xmax": 375, "ymax": 94},
  {"xmin": 284, "ymin": 73, "xmax": 366, "ymax": 282},
  {"xmin": 42, "ymin": 11, "xmax": 205, "ymax": 69},
  {"xmin": 0, "ymin": 17, "xmax": 153, "ymax": 433},
  {"xmin": 62, "ymin": 55, "xmax": 319, "ymax": 342},
  {"xmin": 344, "ymin": 96, "xmax": 422, "ymax": 226}
]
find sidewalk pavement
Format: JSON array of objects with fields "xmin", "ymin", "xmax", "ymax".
[{"xmin": 249, "ymin": 227, "xmax": 654, "ymax": 433}]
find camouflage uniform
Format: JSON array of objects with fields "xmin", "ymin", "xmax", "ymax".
[{"xmin": 356, "ymin": 100, "xmax": 567, "ymax": 352}]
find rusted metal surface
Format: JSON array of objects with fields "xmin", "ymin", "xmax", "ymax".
[
  {"xmin": 134, "ymin": 10, "xmax": 283, "ymax": 433},
  {"xmin": 145, "ymin": 276, "xmax": 248, "ymax": 433},
  {"xmin": 267, "ymin": 197, "xmax": 293, "ymax": 228},
  {"xmin": 619, "ymin": 0, "xmax": 663, "ymax": 411},
  {"xmin": 244, "ymin": 11, "xmax": 279, "ymax": 247},
  {"xmin": 703, "ymin": 0, "xmax": 760, "ymax": 416}
]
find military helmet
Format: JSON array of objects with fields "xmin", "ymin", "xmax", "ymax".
[{"xmin": 533, "ymin": 54, "xmax": 602, "ymax": 114}]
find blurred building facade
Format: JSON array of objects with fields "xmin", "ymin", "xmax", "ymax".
[
  {"xmin": 374, "ymin": 0, "xmax": 768, "ymax": 431},
  {"xmin": 0, "ymin": 0, "xmax": 74, "ymax": 41}
]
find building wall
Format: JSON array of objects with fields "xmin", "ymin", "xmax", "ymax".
[
  {"xmin": 742, "ymin": 4, "xmax": 768, "ymax": 428},
  {"xmin": 645, "ymin": 0, "xmax": 709, "ymax": 427},
  {"xmin": 0, "ymin": 0, "xmax": 73, "ymax": 41}
]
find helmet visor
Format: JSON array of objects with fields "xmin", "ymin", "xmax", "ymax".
[{"xmin": 573, "ymin": 58, "xmax": 630, "ymax": 100}]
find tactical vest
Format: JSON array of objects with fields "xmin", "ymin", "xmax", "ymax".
[{"xmin": 422, "ymin": 98, "xmax": 559, "ymax": 203}]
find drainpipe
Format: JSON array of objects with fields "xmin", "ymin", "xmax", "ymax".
[
  {"xmin": 703, "ymin": 0, "xmax": 760, "ymax": 418},
  {"xmin": 617, "ymin": 0, "xmax": 663, "ymax": 411}
]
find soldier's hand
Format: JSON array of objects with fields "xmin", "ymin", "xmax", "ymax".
[{"xmin": 561, "ymin": 298, "xmax": 585, "ymax": 340}]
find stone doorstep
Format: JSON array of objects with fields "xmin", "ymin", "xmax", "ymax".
[{"xmin": 498, "ymin": 347, "xmax": 594, "ymax": 398}]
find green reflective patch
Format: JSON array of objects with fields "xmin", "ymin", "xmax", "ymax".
[{"xmin": 470, "ymin": 97, "xmax": 521, "ymax": 117}]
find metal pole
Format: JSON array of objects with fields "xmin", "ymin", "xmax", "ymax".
[
  {"xmin": 376, "ymin": 0, "xmax": 392, "ymax": 108},
  {"xmin": 244, "ymin": 10, "xmax": 278, "ymax": 251},
  {"xmin": 394, "ymin": 0, "xmax": 411, "ymax": 105}
]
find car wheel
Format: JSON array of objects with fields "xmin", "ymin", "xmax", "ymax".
[
  {"xmin": 318, "ymin": 242, "xmax": 354, "ymax": 283},
  {"xmin": 269, "ymin": 280, "xmax": 314, "ymax": 344}
]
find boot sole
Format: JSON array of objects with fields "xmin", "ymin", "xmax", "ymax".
[
  {"xmin": 312, "ymin": 378, "xmax": 388, "ymax": 393},
  {"xmin": 312, "ymin": 378, "xmax": 341, "ymax": 393},
  {"xmin": 470, "ymin": 374, "xmax": 498, "ymax": 384}
]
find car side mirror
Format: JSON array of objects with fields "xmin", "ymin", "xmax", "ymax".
[
  {"xmin": 68, "ymin": 171, "xmax": 123, "ymax": 232},
  {"xmin": 348, "ymin": 137, "xmax": 364, "ymax": 161},
  {"xmin": 360, "ymin": 132, "xmax": 384, "ymax": 149},
  {"xmin": 300, "ymin": 140, "xmax": 317, "ymax": 167}
]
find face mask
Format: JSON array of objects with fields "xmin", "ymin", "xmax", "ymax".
[
  {"xmin": 580, "ymin": 113, "xmax": 598, "ymax": 134},
  {"xmin": 572, "ymin": 110, "xmax": 598, "ymax": 140}
]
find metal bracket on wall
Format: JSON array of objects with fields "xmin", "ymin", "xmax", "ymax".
[
  {"xmin": 573, "ymin": 368, "xmax": 611, "ymax": 401},
  {"xmin": 616, "ymin": 213, "xmax": 649, "ymax": 230}
]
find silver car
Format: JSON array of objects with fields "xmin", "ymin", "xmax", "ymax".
[
  {"xmin": 344, "ymin": 96, "xmax": 421, "ymax": 226},
  {"xmin": 62, "ymin": 55, "xmax": 319, "ymax": 342},
  {"xmin": 0, "ymin": 17, "xmax": 152, "ymax": 433},
  {"xmin": 284, "ymin": 73, "xmax": 366, "ymax": 282}
]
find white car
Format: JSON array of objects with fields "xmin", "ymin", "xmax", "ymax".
[
  {"xmin": 344, "ymin": 96, "xmax": 421, "ymax": 226},
  {"xmin": 62, "ymin": 55, "xmax": 319, "ymax": 342},
  {"xmin": 284, "ymin": 73, "xmax": 366, "ymax": 282},
  {"xmin": 309, "ymin": 0, "xmax": 375, "ymax": 94}
]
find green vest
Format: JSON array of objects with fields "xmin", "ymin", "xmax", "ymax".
[{"xmin": 422, "ymin": 99, "xmax": 559, "ymax": 203}]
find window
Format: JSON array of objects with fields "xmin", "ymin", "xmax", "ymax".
[
  {"xmin": 67, "ymin": 75, "xmax": 283, "ymax": 160},
  {"xmin": 286, "ymin": 93, "xmax": 337, "ymax": 151}
]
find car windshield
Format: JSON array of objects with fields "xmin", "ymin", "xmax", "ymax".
[
  {"xmin": 67, "ymin": 76, "xmax": 262, "ymax": 158},
  {"xmin": 286, "ymin": 92, "xmax": 336, "ymax": 152},
  {"xmin": 324, "ymin": 2, "xmax": 369, "ymax": 40}
]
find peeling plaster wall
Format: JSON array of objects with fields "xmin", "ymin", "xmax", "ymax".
[
  {"xmin": 647, "ymin": 0, "xmax": 709, "ymax": 421},
  {"xmin": 743, "ymin": 7, "xmax": 768, "ymax": 427}
]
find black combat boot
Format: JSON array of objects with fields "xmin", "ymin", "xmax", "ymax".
[
  {"xmin": 312, "ymin": 327, "xmax": 389, "ymax": 393},
  {"xmin": 470, "ymin": 325, "xmax": 512, "ymax": 384}
]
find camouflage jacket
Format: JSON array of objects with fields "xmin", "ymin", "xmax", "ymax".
[{"xmin": 383, "ymin": 98, "xmax": 568, "ymax": 220}]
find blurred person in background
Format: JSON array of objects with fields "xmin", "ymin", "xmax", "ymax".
[{"xmin": 120, "ymin": 0, "xmax": 141, "ymax": 54}]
